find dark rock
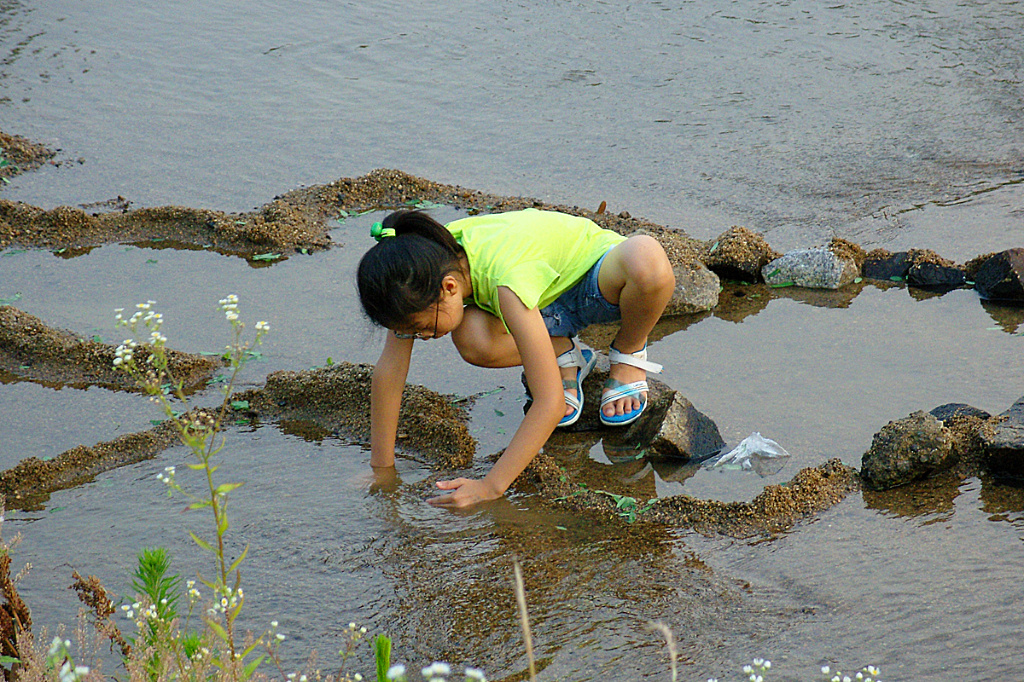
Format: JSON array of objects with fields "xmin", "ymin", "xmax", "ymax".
[
  {"xmin": 762, "ymin": 248, "xmax": 859, "ymax": 289},
  {"xmin": 930, "ymin": 403, "xmax": 992, "ymax": 423},
  {"xmin": 906, "ymin": 249, "xmax": 965, "ymax": 289},
  {"xmin": 973, "ymin": 248, "xmax": 1024, "ymax": 301},
  {"xmin": 863, "ymin": 250, "xmax": 910, "ymax": 281},
  {"xmin": 908, "ymin": 262, "xmax": 966, "ymax": 288},
  {"xmin": 979, "ymin": 396, "xmax": 1024, "ymax": 479},
  {"xmin": 860, "ymin": 411, "xmax": 957, "ymax": 490}
]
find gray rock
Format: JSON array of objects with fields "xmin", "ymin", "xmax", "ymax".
[
  {"xmin": 663, "ymin": 261, "xmax": 720, "ymax": 315},
  {"xmin": 558, "ymin": 365, "xmax": 724, "ymax": 461},
  {"xmin": 625, "ymin": 389, "xmax": 726, "ymax": 461},
  {"xmin": 762, "ymin": 248, "xmax": 859, "ymax": 290},
  {"xmin": 973, "ymin": 248, "xmax": 1024, "ymax": 301},
  {"xmin": 979, "ymin": 396, "xmax": 1024, "ymax": 479},
  {"xmin": 860, "ymin": 410, "xmax": 957, "ymax": 490}
]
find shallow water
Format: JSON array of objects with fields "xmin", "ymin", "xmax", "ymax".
[{"xmin": 2, "ymin": 0, "xmax": 1024, "ymax": 679}]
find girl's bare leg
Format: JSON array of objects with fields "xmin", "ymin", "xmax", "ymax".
[
  {"xmin": 453, "ymin": 306, "xmax": 577, "ymax": 416},
  {"xmin": 597, "ymin": 235, "xmax": 675, "ymax": 418}
]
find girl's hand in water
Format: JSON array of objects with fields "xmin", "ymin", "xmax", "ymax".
[{"xmin": 428, "ymin": 477, "xmax": 502, "ymax": 509}]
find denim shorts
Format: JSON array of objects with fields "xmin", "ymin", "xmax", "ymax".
[{"xmin": 540, "ymin": 251, "xmax": 621, "ymax": 337}]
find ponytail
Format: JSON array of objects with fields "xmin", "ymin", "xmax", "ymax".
[{"xmin": 357, "ymin": 210, "xmax": 465, "ymax": 329}]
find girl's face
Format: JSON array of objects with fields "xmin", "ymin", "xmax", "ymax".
[{"xmin": 392, "ymin": 280, "xmax": 464, "ymax": 340}]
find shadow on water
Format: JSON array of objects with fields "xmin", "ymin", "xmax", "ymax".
[{"xmin": 2, "ymin": 211, "xmax": 1024, "ymax": 680}]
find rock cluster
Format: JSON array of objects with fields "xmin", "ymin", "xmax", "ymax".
[
  {"xmin": 702, "ymin": 226, "xmax": 1023, "ymax": 301},
  {"xmin": 861, "ymin": 398, "xmax": 1024, "ymax": 490}
]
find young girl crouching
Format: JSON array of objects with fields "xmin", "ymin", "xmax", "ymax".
[{"xmin": 357, "ymin": 208, "xmax": 674, "ymax": 509}]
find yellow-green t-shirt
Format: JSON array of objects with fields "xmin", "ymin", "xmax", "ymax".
[{"xmin": 446, "ymin": 209, "xmax": 626, "ymax": 327}]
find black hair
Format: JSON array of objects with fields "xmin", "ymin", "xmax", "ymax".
[{"xmin": 357, "ymin": 210, "xmax": 465, "ymax": 329}]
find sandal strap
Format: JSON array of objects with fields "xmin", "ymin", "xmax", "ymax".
[
  {"xmin": 563, "ymin": 386, "xmax": 583, "ymax": 411},
  {"xmin": 556, "ymin": 338, "xmax": 586, "ymax": 369},
  {"xmin": 608, "ymin": 344, "xmax": 662, "ymax": 374},
  {"xmin": 600, "ymin": 379, "xmax": 650, "ymax": 406}
]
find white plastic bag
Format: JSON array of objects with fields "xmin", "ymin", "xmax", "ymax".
[{"xmin": 708, "ymin": 432, "xmax": 791, "ymax": 476}]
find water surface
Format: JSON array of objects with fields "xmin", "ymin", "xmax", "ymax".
[{"xmin": 2, "ymin": 0, "xmax": 1024, "ymax": 679}]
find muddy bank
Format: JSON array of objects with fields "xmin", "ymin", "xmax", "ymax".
[
  {"xmin": 528, "ymin": 457, "xmax": 860, "ymax": 538},
  {"xmin": 0, "ymin": 306, "xmax": 221, "ymax": 392},
  {"xmin": 0, "ymin": 166, "xmax": 707, "ymax": 267},
  {"xmin": 0, "ymin": 131, "xmax": 55, "ymax": 182},
  {"xmin": 234, "ymin": 363, "xmax": 476, "ymax": 469},
  {"xmin": 0, "ymin": 417, "xmax": 183, "ymax": 509}
]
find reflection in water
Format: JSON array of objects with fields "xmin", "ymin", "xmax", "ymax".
[
  {"xmin": 977, "ymin": 472, "xmax": 1024, "ymax": 526},
  {"xmin": 861, "ymin": 471, "xmax": 963, "ymax": 520},
  {"xmin": 981, "ymin": 299, "xmax": 1024, "ymax": 334},
  {"xmin": 367, "ymin": 473, "xmax": 774, "ymax": 679}
]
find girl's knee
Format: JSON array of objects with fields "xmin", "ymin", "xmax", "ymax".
[
  {"xmin": 624, "ymin": 236, "xmax": 674, "ymax": 291},
  {"xmin": 452, "ymin": 308, "xmax": 517, "ymax": 367}
]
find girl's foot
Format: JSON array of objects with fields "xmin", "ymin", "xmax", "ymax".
[{"xmin": 600, "ymin": 344, "xmax": 662, "ymax": 426}]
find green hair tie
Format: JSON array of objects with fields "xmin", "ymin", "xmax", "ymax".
[{"xmin": 370, "ymin": 222, "xmax": 396, "ymax": 241}]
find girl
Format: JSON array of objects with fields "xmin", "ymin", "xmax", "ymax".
[{"xmin": 357, "ymin": 208, "xmax": 674, "ymax": 509}]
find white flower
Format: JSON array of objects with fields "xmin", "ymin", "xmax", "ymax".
[
  {"xmin": 355, "ymin": 675, "xmax": 363, "ymax": 682},
  {"xmin": 255, "ymin": 320, "xmax": 269, "ymax": 331},
  {"xmin": 276, "ymin": 633, "xmax": 285, "ymax": 641},
  {"xmin": 271, "ymin": 620, "xmax": 278, "ymax": 628},
  {"xmin": 386, "ymin": 664, "xmax": 406, "ymax": 680},
  {"xmin": 423, "ymin": 662, "xmax": 451, "ymax": 679},
  {"xmin": 822, "ymin": 667, "xmax": 831, "ymax": 674},
  {"xmin": 465, "ymin": 668, "xmax": 487, "ymax": 682}
]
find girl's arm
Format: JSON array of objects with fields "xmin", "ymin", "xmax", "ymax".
[
  {"xmin": 430, "ymin": 286, "xmax": 564, "ymax": 508},
  {"xmin": 370, "ymin": 332, "xmax": 415, "ymax": 468}
]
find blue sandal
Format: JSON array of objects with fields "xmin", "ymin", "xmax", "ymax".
[
  {"xmin": 599, "ymin": 344, "xmax": 662, "ymax": 427},
  {"xmin": 557, "ymin": 338, "xmax": 597, "ymax": 427}
]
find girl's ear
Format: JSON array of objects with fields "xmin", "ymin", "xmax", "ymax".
[{"xmin": 441, "ymin": 274, "xmax": 461, "ymax": 297}]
